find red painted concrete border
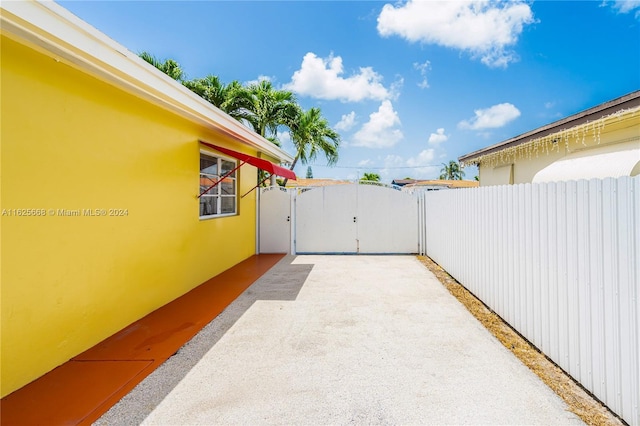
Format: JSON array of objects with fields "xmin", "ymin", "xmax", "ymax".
[{"xmin": 1, "ymin": 254, "xmax": 285, "ymax": 425}]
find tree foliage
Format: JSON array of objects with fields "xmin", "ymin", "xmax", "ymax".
[
  {"xmin": 235, "ymin": 80, "xmax": 298, "ymax": 139},
  {"xmin": 182, "ymin": 76, "xmax": 247, "ymax": 119},
  {"xmin": 287, "ymin": 107, "xmax": 340, "ymax": 168},
  {"xmin": 139, "ymin": 52, "xmax": 342, "ymax": 182},
  {"xmin": 139, "ymin": 52, "xmax": 185, "ymax": 81},
  {"xmin": 439, "ymin": 161, "xmax": 465, "ymax": 180},
  {"xmin": 361, "ymin": 172, "xmax": 381, "ymax": 182}
]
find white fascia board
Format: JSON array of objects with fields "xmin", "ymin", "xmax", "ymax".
[{"xmin": 0, "ymin": 0, "xmax": 294, "ymax": 163}]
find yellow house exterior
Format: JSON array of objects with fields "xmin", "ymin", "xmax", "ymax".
[
  {"xmin": 460, "ymin": 91, "xmax": 640, "ymax": 186},
  {"xmin": 0, "ymin": 2, "xmax": 293, "ymax": 397}
]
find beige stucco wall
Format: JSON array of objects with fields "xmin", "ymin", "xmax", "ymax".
[{"xmin": 477, "ymin": 112, "xmax": 640, "ymax": 186}]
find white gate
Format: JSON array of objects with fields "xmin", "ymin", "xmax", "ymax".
[
  {"xmin": 259, "ymin": 183, "xmax": 418, "ymax": 254},
  {"xmin": 295, "ymin": 185, "xmax": 359, "ymax": 253},
  {"xmin": 258, "ymin": 187, "xmax": 291, "ymax": 253}
]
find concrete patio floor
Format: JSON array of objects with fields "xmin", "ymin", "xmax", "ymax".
[{"xmin": 96, "ymin": 255, "xmax": 582, "ymax": 425}]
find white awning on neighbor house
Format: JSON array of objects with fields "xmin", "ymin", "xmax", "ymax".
[{"xmin": 532, "ymin": 143, "xmax": 640, "ymax": 183}]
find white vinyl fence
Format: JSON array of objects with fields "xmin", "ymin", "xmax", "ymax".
[{"xmin": 420, "ymin": 176, "xmax": 639, "ymax": 426}]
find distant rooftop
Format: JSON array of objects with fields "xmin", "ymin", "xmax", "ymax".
[
  {"xmin": 282, "ymin": 178, "xmax": 478, "ymax": 189},
  {"xmin": 391, "ymin": 179, "xmax": 420, "ymax": 186},
  {"xmin": 403, "ymin": 179, "xmax": 479, "ymax": 189},
  {"xmin": 284, "ymin": 178, "xmax": 352, "ymax": 187}
]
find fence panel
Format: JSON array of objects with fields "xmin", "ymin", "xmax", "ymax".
[{"xmin": 421, "ymin": 176, "xmax": 639, "ymax": 426}]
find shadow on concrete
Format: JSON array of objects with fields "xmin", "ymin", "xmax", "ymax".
[{"xmin": 95, "ymin": 255, "xmax": 311, "ymax": 425}]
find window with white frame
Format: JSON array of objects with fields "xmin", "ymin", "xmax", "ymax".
[{"xmin": 199, "ymin": 152, "xmax": 237, "ymax": 218}]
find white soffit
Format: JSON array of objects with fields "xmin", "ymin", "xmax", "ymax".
[{"xmin": 533, "ymin": 143, "xmax": 640, "ymax": 183}]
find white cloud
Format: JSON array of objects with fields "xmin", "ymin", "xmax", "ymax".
[
  {"xmin": 378, "ymin": 154, "xmax": 405, "ymax": 179},
  {"xmin": 428, "ymin": 128, "xmax": 448, "ymax": 145},
  {"xmin": 406, "ymin": 149, "xmax": 435, "ymax": 167},
  {"xmin": 244, "ymin": 75, "xmax": 272, "ymax": 86},
  {"xmin": 389, "ymin": 76, "xmax": 405, "ymax": 99},
  {"xmin": 352, "ymin": 100, "xmax": 403, "ymax": 148},
  {"xmin": 379, "ymin": 151, "xmax": 439, "ymax": 179},
  {"xmin": 608, "ymin": 0, "xmax": 640, "ymax": 16},
  {"xmin": 346, "ymin": 172, "xmax": 359, "ymax": 181},
  {"xmin": 377, "ymin": 0, "xmax": 535, "ymax": 68},
  {"xmin": 384, "ymin": 154, "xmax": 405, "ymax": 168},
  {"xmin": 335, "ymin": 111, "xmax": 357, "ymax": 131},
  {"xmin": 285, "ymin": 52, "xmax": 390, "ymax": 102},
  {"xmin": 358, "ymin": 159, "xmax": 373, "ymax": 167},
  {"xmin": 413, "ymin": 61, "xmax": 431, "ymax": 89},
  {"xmin": 458, "ymin": 103, "xmax": 521, "ymax": 130},
  {"xmin": 408, "ymin": 149, "xmax": 439, "ymax": 179},
  {"xmin": 276, "ymin": 131, "xmax": 293, "ymax": 151},
  {"xmin": 279, "ymin": 131, "xmax": 291, "ymax": 143},
  {"xmin": 544, "ymin": 101, "xmax": 555, "ymax": 109}
]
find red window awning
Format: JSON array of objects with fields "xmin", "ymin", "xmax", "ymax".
[{"xmin": 200, "ymin": 141, "xmax": 296, "ymax": 180}]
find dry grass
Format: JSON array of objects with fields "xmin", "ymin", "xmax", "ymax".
[{"xmin": 417, "ymin": 256, "xmax": 624, "ymax": 426}]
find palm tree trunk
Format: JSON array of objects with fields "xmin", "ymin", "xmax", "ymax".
[{"xmin": 282, "ymin": 155, "xmax": 299, "ymax": 187}]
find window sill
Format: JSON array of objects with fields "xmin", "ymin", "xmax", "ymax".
[{"xmin": 199, "ymin": 213, "xmax": 238, "ymax": 221}]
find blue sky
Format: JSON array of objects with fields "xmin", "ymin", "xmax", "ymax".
[{"xmin": 59, "ymin": 0, "xmax": 640, "ymax": 182}]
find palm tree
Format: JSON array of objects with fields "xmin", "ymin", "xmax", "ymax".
[
  {"xmin": 222, "ymin": 81, "xmax": 252, "ymax": 120},
  {"xmin": 139, "ymin": 52, "xmax": 185, "ymax": 81},
  {"xmin": 361, "ymin": 172, "xmax": 381, "ymax": 182},
  {"xmin": 236, "ymin": 80, "xmax": 297, "ymax": 139},
  {"xmin": 283, "ymin": 106, "xmax": 340, "ymax": 186},
  {"xmin": 182, "ymin": 76, "xmax": 247, "ymax": 120},
  {"xmin": 439, "ymin": 161, "xmax": 465, "ymax": 180},
  {"xmin": 183, "ymin": 75, "xmax": 228, "ymax": 108}
]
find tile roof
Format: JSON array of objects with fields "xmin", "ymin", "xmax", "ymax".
[
  {"xmin": 404, "ymin": 179, "xmax": 479, "ymax": 189},
  {"xmin": 284, "ymin": 178, "xmax": 352, "ymax": 187}
]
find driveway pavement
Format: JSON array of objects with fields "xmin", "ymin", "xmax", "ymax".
[{"xmin": 97, "ymin": 255, "xmax": 582, "ymax": 425}]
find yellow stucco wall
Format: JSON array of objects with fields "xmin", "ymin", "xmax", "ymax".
[
  {"xmin": 1, "ymin": 36, "xmax": 260, "ymax": 396},
  {"xmin": 478, "ymin": 112, "xmax": 640, "ymax": 186}
]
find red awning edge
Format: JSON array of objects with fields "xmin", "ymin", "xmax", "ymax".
[{"xmin": 200, "ymin": 141, "xmax": 296, "ymax": 180}]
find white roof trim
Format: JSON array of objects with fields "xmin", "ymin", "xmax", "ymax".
[
  {"xmin": 0, "ymin": 0, "xmax": 294, "ymax": 163},
  {"xmin": 532, "ymin": 143, "xmax": 640, "ymax": 183}
]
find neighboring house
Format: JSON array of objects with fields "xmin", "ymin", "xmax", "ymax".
[
  {"xmin": 284, "ymin": 178, "xmax": 352, "ymax": 188},
  {"xmin": 402, "ymin": 180, "xmax": 479, "ymax": 192},
  {"xmin": 1, "ymin": 2, "xmax": 294, "ymax": 397},
  {"xmin": 459, "ymin": 91, "xmax": 640, "ymax": 186},
  {"xmin": 391, "ymin": 178, "xmax": 420, "ymax": 187}
]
